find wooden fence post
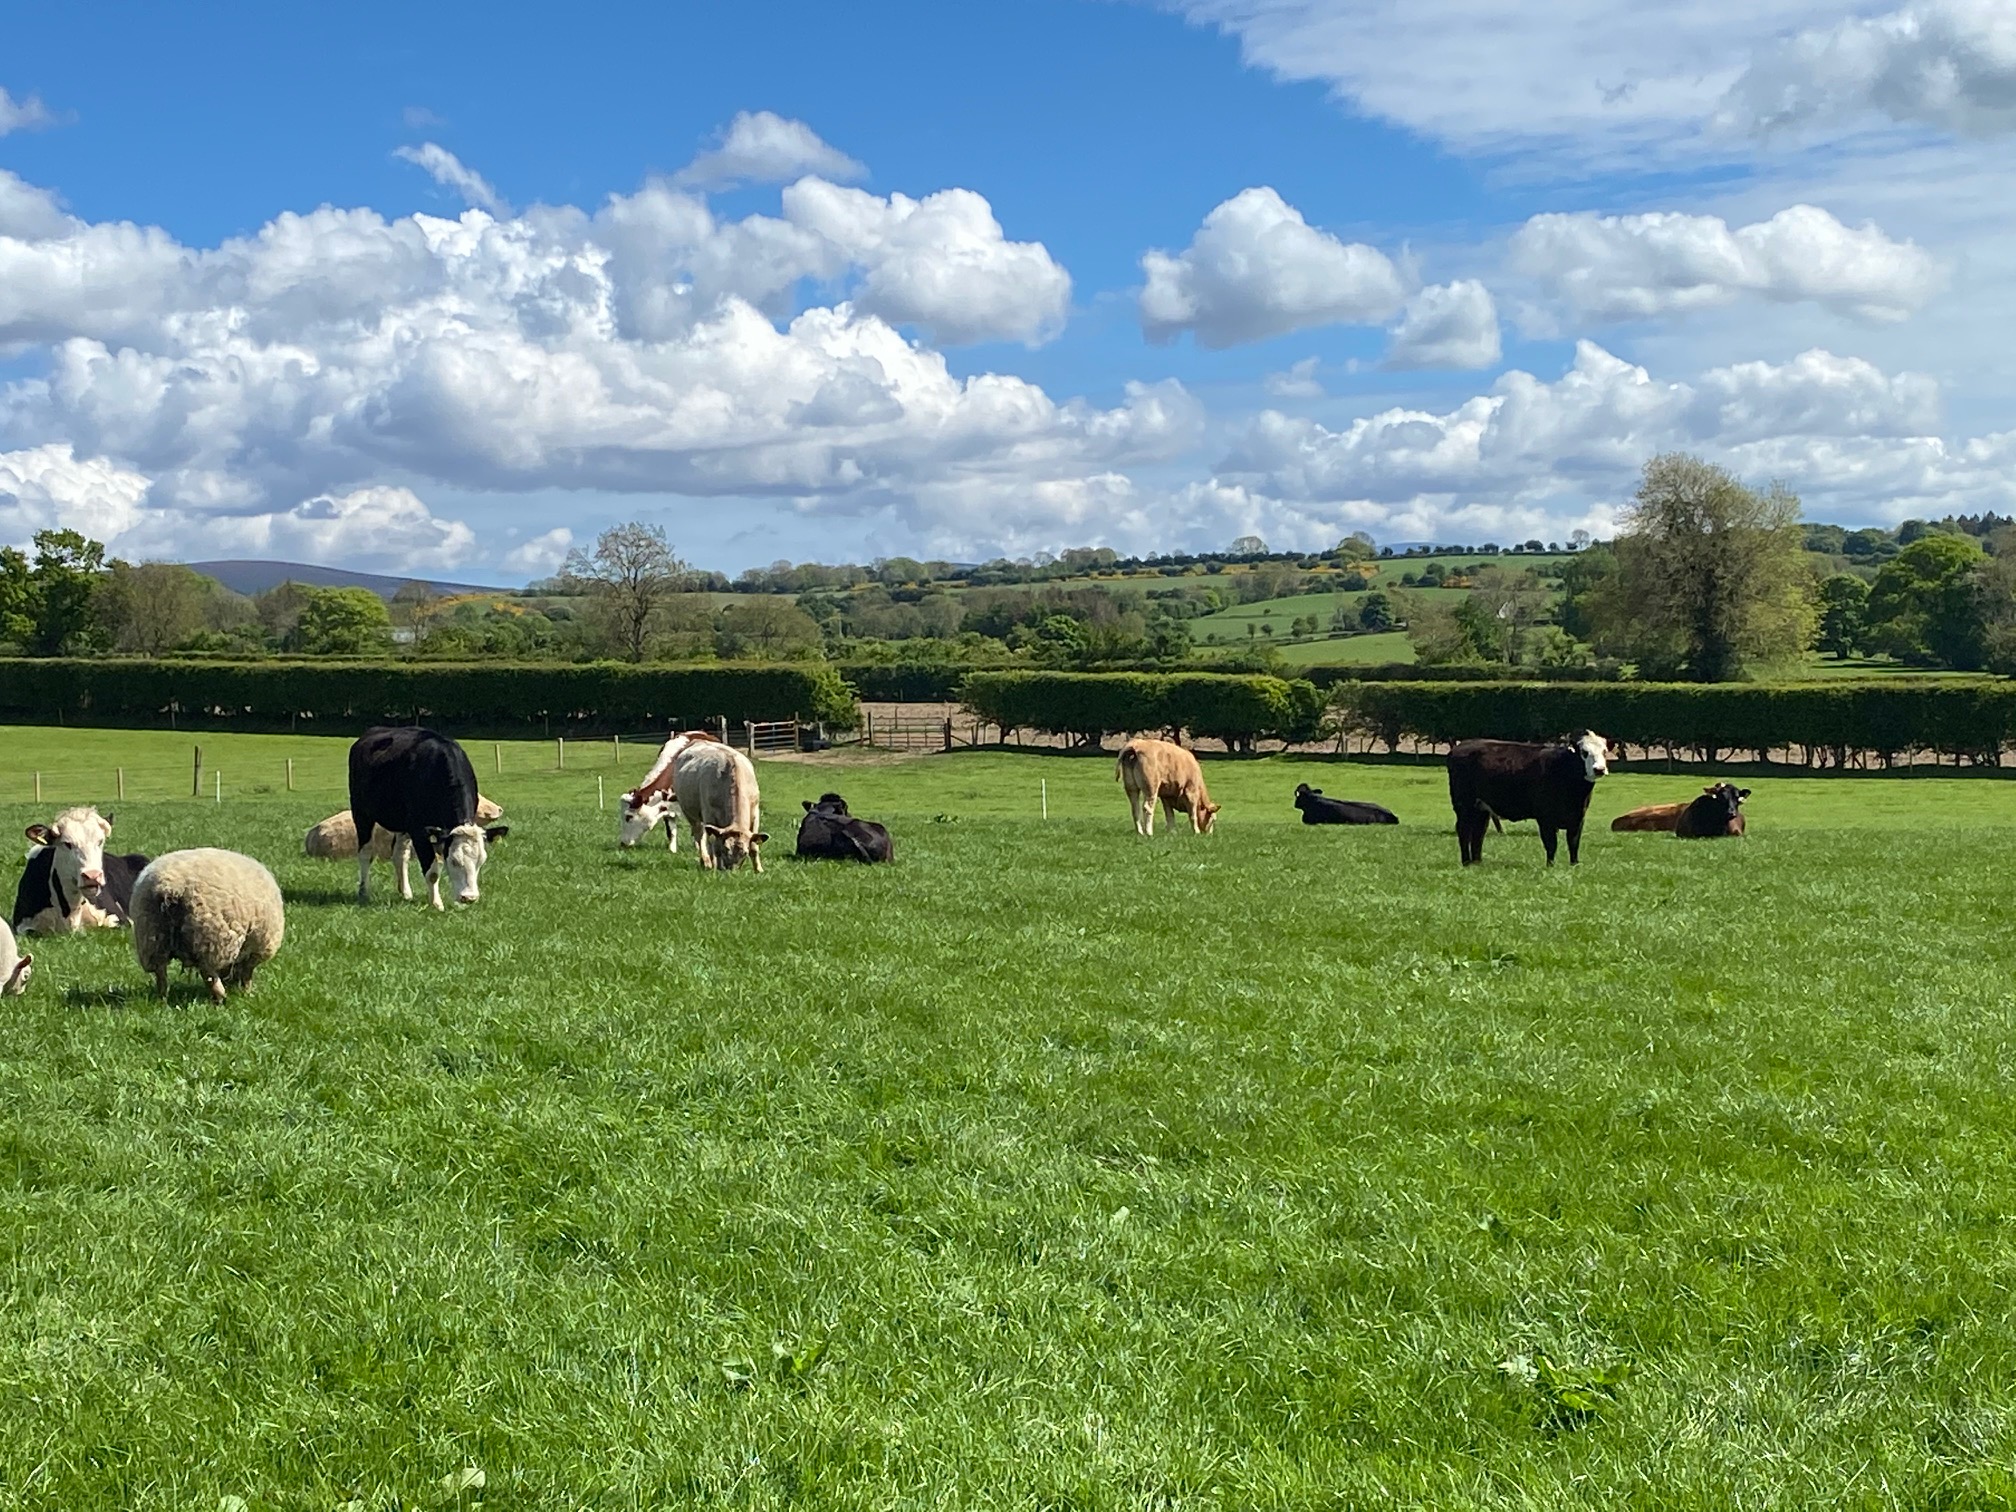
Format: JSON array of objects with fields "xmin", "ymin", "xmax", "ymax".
[
  {"xmin": 494, "ymin": 742, "xmax": 502, "ymax": 775},
  {"xmin": 33, "ymin": 772, "xmax": 41, "ymax": 803},
  {"xmin": 286, "ymin": 758, "xmax": 294, "ymax": 791},
  {"xmin": 557, "ymin": 737, "xmax": 565, "ymax": 771},
  {"xmin": 117, "ymin": 767, "xmax": 125, "ymax": 802},
  {"xmin": 192, "ymin": 745, "xmax": 202, "ymax": 798},
  {"xmin": 943, "ymin": 718, "xmax": 952, "ymax": 752}
]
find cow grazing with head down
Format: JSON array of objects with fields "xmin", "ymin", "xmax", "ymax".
[
  {"xmin": 616, "ymin": 730, "xmax": 722, "ymax": 851},
  {"xmin": 1292, "ymin": 784, "xmax": 1399, "ymax": 826},
  {"xmin": 1116, "ymin": 738, "xmax": 1219, "ymax": 837},
  {"xmin": 349, "ymin": 726, "xmax": 509, "ymax": 908},
  {"xmin": 1447, "ymin": 730, "xmax": 1615, "ymax": 866},
  {"xmin": 672, "ymin": 740, "xmax": 767, "ymax": 871},
  {"xmin": 795, "ymin": 792, "xmax": 894, "ymax": 863},
  {"xmin": 11, "ymin": 806, "xmax": 149, "ymax": 935},
  {"xmin": 1675, "ymin": 782, "xmax": 1749, "ymax": 839}
]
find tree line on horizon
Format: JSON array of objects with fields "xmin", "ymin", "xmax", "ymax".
[{"xmin": 5, "ymin": 454, "xmax": 2014, "ymax": 681}]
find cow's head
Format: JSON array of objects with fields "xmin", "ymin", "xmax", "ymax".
[
  {"xmin": 803, "ymin": 792, "xmax": 849, "ymax": 816},
  {"xmin": 1196, "ymin": 800, "xmax": 1222, "ymax": 835},
  {"xmin": 617, "ymin": 790, "xmax": 678, "ymax": 849},
  {"xmin": 1569, "ymin": 730, "xmax": 1614, "ymax": 782},
  {"xmin": 1293, "ymin": 784, "xmax": 1318, "ymax": 806},
  {"xmin": 25, "ymin": 806, "xmax": 114, "ymax": 903},
  {"xmin": 424, "ymin": 822, "xmax": 508, "ymax": 903},
  {"xmin": 1701, "ymin": 782, "xmax": 1750, "ymax": 820},
  {"xmin": 703, "ymin": 824, "xmax": 769, "ymax": 871},
  {"xmin": 2, "ymin": 948, "xmax": 31, "ymax": 996}
]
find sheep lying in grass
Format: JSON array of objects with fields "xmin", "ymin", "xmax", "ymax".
[
  {"xmin": 131, "ymin": 849, "xmax": 285, "ymax": 1003},
  {"xmin": 0, "ymin": 920, "xmax": 31, "ymax": 996},
  {"xmin": 304, "ymin": 795, "xmax": 503, "ymax": 899}
]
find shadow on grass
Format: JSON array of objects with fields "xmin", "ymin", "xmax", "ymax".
[
  {"xmin": 63, "ymin": 983, "xmax": 149, "ymax": 1009},
  {"xmin": 284, "ymin": 886, "xmax": 361, "ymax": 908}
]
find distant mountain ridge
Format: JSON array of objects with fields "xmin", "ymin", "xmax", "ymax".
[{"xmin": 186, "ymin": 560, "xmax": 511, "ymax": 600}]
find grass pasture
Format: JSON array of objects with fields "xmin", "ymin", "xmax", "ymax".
[{"xmin": 4, "ymin": 728, "xmax": 2016, "ymax": 1506}]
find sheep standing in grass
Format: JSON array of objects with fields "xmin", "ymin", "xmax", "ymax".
[
  {"xmin": 0, "ymin": 920, "xmax": 31, "ymax": 996},
  {"xmin": 131, "ymin": 849, "xmax": 285, "ymax": 1003}
]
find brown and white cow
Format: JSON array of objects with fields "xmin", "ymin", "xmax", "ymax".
[
  {"xmin": 616, "ymin": 730, "xmax": 722, "ymax": 851},
  {"xmin": 11, "ymin": 806, "xmax": 150, "ymax": 935},
  {"xmin": 1116, "ymin": 737, "xmax": 1220, "ymax": 837},
  {"xmin": 672, "ymin": 740, "xmax": 767, "ymax": 871},
  {"xmin": 1610, "ymin": 801, "xmax": 1689, "ymax": 833}
]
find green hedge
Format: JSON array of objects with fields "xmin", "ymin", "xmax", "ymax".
[
  {"xmin": 0, "ymin": 659, "xmax": 859, "ymax": 735},
  {"xmin": 959, "ymin": 671, "xmax": 1323, "ymax": 749},
  {"xmin": 833, "ymin": 662, "xmax": 970, "ymax": 702},
  {"xmin": 1330, "ymin": 680, "xmax": 2016, "ymax": 764},
  {"xmin": 1300, "ymin": 662, "xmax": 1624, "ymax": 687}
]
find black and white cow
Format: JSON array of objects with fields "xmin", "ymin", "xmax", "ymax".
[
  {"xmin": 349, "ymin": 726, "xmax": 508, "ymax": 908},
  {"xmin": 1446, "ymin": 730, "xmax": 1614, "ymax": 866},
  {"xmin": 11, "ymin": 806, "xmax": 150, "ymax": 934},
  {"xmin": 1292, "ymin": 784, "xmax": 1400, "ymax": 826},
  {"xmin": 794, "ymin": 792, "xmax": 894, "ymax": 864}
]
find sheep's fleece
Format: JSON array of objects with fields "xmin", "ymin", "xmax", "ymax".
[
  {"xmin": 131, "ymin": 849, "xmax": 285, "ymax": 1002},
  {"xmin": 0, "ymin": 920, "xmax": 30, "ymax": 996}
]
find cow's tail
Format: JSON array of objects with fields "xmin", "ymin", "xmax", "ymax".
[{"xmin": 1116, "ymin": 746, "xmax": 1141, "ymax": 784}]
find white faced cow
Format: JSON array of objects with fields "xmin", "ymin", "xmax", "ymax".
[
  {"xmin": 11, "ymin": 806, "xmax": 150, "ymax": 935},
  {"xmin": 616, "ymin": 731, "xmax": 721, "ymax": 851},
  {"xmin": 349, "ymin": 726, "xmax": 508, "ymax": 909}
]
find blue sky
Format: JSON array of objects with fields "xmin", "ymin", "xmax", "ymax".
[{"xmin": 2, "ymin": 0, "xmax": 2012, "ymax": 580}]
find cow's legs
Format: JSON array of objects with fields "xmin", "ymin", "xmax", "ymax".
[
  {"xmin": 1456, "ymin": 809, "xmax": 1485, "ymax": 865},
  {"xmin": 693, "ymin": 819, "xmax": 714, "ymax": 869},
  {"xmin": 1565, "ymin": 822, "xmax": 1583, "ymax": 865},
  {"xmin": 1540, "ymin": 825, "xmax": 1559, "ymax": 865},
  {"xmin": 665, "ymin": 815, "xmax": 678, "ymax": 853},
  {"xmin": 394, "ymin": 836, "xmax": 414, "ymax": 900},
  {"xmin": 426, "ymin": 860, "xmax": 445, "ymax": 911},
  {"xmin": 751, "ymin": 806, "xmax": 763, "ymax": 873},
  {"xmin": 356, "ymin": 848, "xmax": 372, "ymax": 903},
  {"xmin": 1131, "ymin": 789, "xmax": 1153, "ymax": 837}
]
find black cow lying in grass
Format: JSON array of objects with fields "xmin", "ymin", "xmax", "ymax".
[
  {"xmin": 1675, "ymin": 782, "xmax": 1749, "ymax": 839},
  {"xmin": 794, "ymin": 793, "xmax": 894, "ymax": 863},
  {"xmin": 1292, "ymin": 784, "xmax": 1399, "ymax": 825}
]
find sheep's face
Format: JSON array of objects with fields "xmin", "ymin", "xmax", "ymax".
[
  {"xmin": 2, "ymin": 949, "xmax": 31, "ymax": 996},
  {"xmin": 617, "ymin": 792, "xmax": 677, "ymax": 849},
  {"xmin": 428, "ymin": 823, "xmax": 509, "ymax": 903},
  {"xmin": 25, "ymin": 806, "xmax": 114, "ymax": 903}
]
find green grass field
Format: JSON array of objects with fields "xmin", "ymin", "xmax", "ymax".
[{"xmin": 5, "ymin": 726, "xmax": 2016, "ymax": 1507}]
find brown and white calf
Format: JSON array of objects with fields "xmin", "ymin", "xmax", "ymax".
[
  {"xmin": 10, "ymin": 806, "xmax": 150, "ymax": 935},
  {"xmin": 672, "ymin": 740, "xmax": 768, "ymax": 871},
  {"xmin": 616, "ymin": 730, "xmax": 721, "ymax": 851},
  {"xmin": 1116, "ymin": 738, "xmax": 1220, "ymax": 837}
]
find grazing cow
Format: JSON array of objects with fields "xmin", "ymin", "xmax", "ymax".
[
  {"xmin": 672, "ymin": 740, "xmax": 767, "ymax": 871},
  {"xmin": 795, "ymin": 792, "xmax": 895, "ymax": 863},
  {"xmin": 1292, "ymin": 784, "xmax": 1400, "ymax": 826},
  {"xmin": 1446, "ymin": 730, "xmax": 1614, "ymax": 866},
  {"xmin": 349, "ymin": 726, "xmax": 509, "ymax": 908},
  {"xmin": 1116, "ymin": 738, "xmax": 1220, "ymax": 837},
  {"xmin": 1675, "ymin": 782, "xmax": 1750, "ymax": 839},
  {"xmin": 1610, "ymin": 802, "xmax": 1688, "ymax": 833},
  {"xmin": 11, "ymin": 806, "xmax": 150, "ymax": 935},
  {"xmin": 305, "ymin": 796, "xmax": 503, "ymax": 900},
  {"xmin": 616, "ymin": 730, "xmax": 722, "ymax": 850}
]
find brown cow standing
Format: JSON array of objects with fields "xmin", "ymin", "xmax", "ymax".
[
  {"xmin": 1116, "ymin": 738, "xmax": 1220, "ymax": 836},
  {"xmin": 1675, "ymin": 782, "xmax": 1749, "ymax": 839}
]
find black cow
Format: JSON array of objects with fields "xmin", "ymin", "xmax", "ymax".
[
  {"xmin": 1447, "ymin": 730, "xmax": 1614, "ymax": 866},
  {"xmin": 794, "ymin": 792, "xmax": 894, "ymax": 864},
  {"xmin": 1292, "ymin": 784, "xmax": 1399, "ymax": 825},
  {"xmin": 1675, "ymin": 782, "xmax": 1749, "ymax": 839},
  {"xmin": 349, "ymin": 726, "xmax": 509, "ymax": 908}
]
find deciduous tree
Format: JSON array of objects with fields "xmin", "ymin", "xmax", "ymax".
[{"xmin": 563, "ymin": 523, "xmax": 692, "ymax": 661}]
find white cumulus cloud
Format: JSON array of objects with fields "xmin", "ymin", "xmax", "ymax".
[
  {"xmin": 0, "ymin": 87, "xmax": 54, "ymax": 136},
  {"xmin": 1140, "ymin": 186, "xmax": 1406, "ymax": 348},
  {"xmin": 1384, "ymin": 280, "xmax": 1501, "ymax": 369},
  {"xmin": 394, "ymin": 143, "xmax": 507, "ymax": 216},
  {"xmin": 1723, "ymin": 0, "xmax": 2016, "ymax": 138},
  {"xmin": 1511, "ymin": 204, "xmax": 1944, "ymax": 326},
  {"xmin": 673, "ymin": 110, "xmax": 865, "ymax": 189}
]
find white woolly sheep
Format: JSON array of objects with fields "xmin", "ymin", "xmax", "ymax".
[
  {"xmin": 303, "ymin": 796, "xmax": 503, "ymax": 899},
  {"xmin": 131, "ymin": 849, "xmax": 286, "ymax": 1003},
  {"xmin": 0, "ymin": 920, "xmax": 31, "ymax": 996}
]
